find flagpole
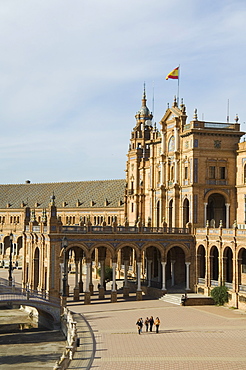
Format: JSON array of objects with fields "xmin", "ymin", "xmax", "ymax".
[{"xmin": 177, "ymin": 64, "xmax": 180, "ymax": 106}]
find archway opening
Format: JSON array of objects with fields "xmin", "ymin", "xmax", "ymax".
[
  {"xmin": 33, "ymin": 248, "xmax": 40, "ymax": 291},
  {"xmin": 224, "ymin": 247, "xmax": 233, "ymax": 284},
  {"xmin": 145, "ymin": 246, "xmax": 161, "ymax": 288},
  {"xmin": 183, "ymin": 198, "xmax": 189, "ymax": 227},
  {"xmin": 166, "ymin": 246, "xmax": 186, "ymax": 291},
  {"xmin": 210, "ymin": 246, "xmax": 219, "ymax": 282},
  {"xmin": 169, "ymin": 199, "xmax": 173, "ymax": 228},
  {"xmin": 207, "ymin": 193, "xmax": 226, "ymax": 228},
  {"xmin": 197, "ymin": 245, "xmax": 206, "ymax": 279}
]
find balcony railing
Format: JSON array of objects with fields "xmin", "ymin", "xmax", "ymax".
[
  {"xmin": 225, "ymin": 282, "xmax": 233, "ymax": 290},
  {"xmin": 239, "ymin": 285, "xmax": 246, "ymax": 293},
  {"xmin": 61, "ymin": 225, "xmax": 189, "ymax": 234},
  {"xmin": 198, "ymin": 278, "xmax": 205, "ymax": 285},
  {"xmin": 211, "ymin": 280, "xmax": 219, "ymax": 287}
]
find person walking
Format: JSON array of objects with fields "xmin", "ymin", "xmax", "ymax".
[
  {"xmin": 136, "ymin": 318, "xmax": 143, "ymax": 335},
  {"xmin": 144, "ymin": 317, "xmax": 149, "ymax": 332},
  {"xmin": 154, "ymin": 317, "xmax": 160, "ymax": 333},
  {"xmin": 149, "ymin": 316, "xmax": 154, "ymax": 332}
]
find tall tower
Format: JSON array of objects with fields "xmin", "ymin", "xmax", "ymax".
[
  {"xmin": 125, "ymin": 86, "xmax": 154, "ymax": 226},
  {"xmin": 126, "ymin": 91, "xmax": 244, "ymax": 229}
]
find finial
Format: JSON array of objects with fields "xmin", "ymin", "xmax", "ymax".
[
  {"xmin": 167, "ymin": 102, "xmax": 169, "ymax": 109},
  {"xmin": 30, "ymin": 209, "xmax": 36, "ymax": 222},
  {"xmin": 193, "ymin": 108, "xmax": 198, "ymax": 120},
  {"xmin": 141, "ymin": 82, "xmax": 147, "ymax": 106},
  {"xmin": 143, "ymin": 82, "xmax": 146, "ymax": 99},
  {"xmin": 235, "ymin": 114, "xmax": 239, "ymax": 122},
  {"xmin": 50, "ymin": 192, "xmax": 55, "ymax": 206},
  {"xmin": 41, "ymin": 209, "xmax": 47, "ymax": 223},
  {"xmin": 173, "ymin": 96, "xmax": 177, "ymax": 107}
]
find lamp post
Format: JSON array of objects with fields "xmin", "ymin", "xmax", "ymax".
[
  {"xmin": 8, "ymin": 233, "xmax": 13, "ymax": 286},
  {"xmin": 62, "ymin": 236, "xmax": 68, "ymax": 297}
]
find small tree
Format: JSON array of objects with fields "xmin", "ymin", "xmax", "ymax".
[
  {"xmin": 97, "ymin": 265, "xmax": 113, "ymax": 282},
  {"xmin": 211, "ymin": 286, "xmax": 228, "ymax": 306}
]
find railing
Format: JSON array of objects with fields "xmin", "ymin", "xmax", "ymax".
[
  {"xmin": 62, "ymin": 225, "xmax": 189, "ymax": 234},
  {"xmin": 225, "ymin": 282, "xmax": 233, "ymax": 290},
  {"xmin": 239, "ymin": 285, "xmax": 246, "ymax": 293},
  {"xmin": 198, "ymin": 278, "xmax": 205, "ymax": 285},
  {"xmin": 210, "ymin": 280, "xmax": 219, "ymax": 287},
  {"xmin": 0, "ymin": 278, "xmax": 60, "ymax": 306}
]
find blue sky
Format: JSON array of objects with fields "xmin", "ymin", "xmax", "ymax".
[{"xmin": 0, "ymin": 0, "xmax": 246, "ymax": 184}]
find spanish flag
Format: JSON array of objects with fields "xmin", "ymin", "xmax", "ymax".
[{"xmin": 166, "ymin": 66, "xmax": 179, "ymax": 80}]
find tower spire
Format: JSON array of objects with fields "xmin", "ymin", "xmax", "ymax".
[{"xmin": 142, "ymin": 82, "xmax": 147, "ymax": 107}]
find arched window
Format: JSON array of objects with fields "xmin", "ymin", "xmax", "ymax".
[
  {"xmin": 168, "ymin": 136, "xmax": 175, "ymax": 152},
  {"xmin": 183, "ymin": 198, "xmax": 189, "ymax": 227}
]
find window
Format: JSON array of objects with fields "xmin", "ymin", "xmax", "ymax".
[
  {"xmin": 168, "ymin": 136, "xmax": 175, "ymax": 152},
  {"xmin": 220, "ymin": 167, "xmax": 226, "ymax": 179},
  {"xmin": 185, "ymin": 167, "xmax": 188, "ymax": 180},
  {"xmin": 131, "ymin": 203, "xmax": 134, "ymax": 212},
  {"xmin": 244, "ymin": 195, "xmax": 246, "ymax": 223},
  {"xmin": 209, "ymin": 166, "xmax": 216, "ymax": 179}
]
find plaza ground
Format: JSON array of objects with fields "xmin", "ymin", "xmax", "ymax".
[
  {"xmin": 1, "ymin": 269, "xmax": 246, "ymax": 369},
  {"xmin": 67, "ymin": 291, "xmax": 246, "ymax": 369}
]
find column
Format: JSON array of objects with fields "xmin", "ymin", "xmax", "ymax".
[
  {"xmin": 136, "ymin": 261, "xmax": 142, "ymax": 300},
  {"xmin": 161, "ymin": 262, "xmax": 166, "ymax": 291},
  {"xmin": 204, "ymin": 203, "xmax": 208, "ymax": 227},
  {"xmin": 171, "ymin": 260, "xmax": 175, "ymax": 286},
  {"xmin": 111, "ymin": 262, "xmax": 117, "ymax": 302},
  {"xmin": 132, "ymin": 249, "xmax": 136, "ymax": 277},
  {"xmin": 99, "ymin": 260, "xmax": 105, "ymax": 299},
  {"xmin": 124, "ymin": 260, "xmax": 128, "ymax": 286},
  {"xmin": 79, "ymin": 258, "xmax": 83, "ymax": 293},
  {"xmin": 157, "ymin": 259, "xmax": 161, "ymax": 282},
  {"xmin": 123, "ymin": 260, "xmax": 129, "ymax": 298},
  {"xmin": 185, "ymin": 262, "xmax": 191, "ymax": 290},
  {"xmin": 147, "ymin": 260, "xmax": 152, "ymax": 287},
  {"xmin": 225, "ymin": 203, "xmax": 230, "ymax": 229},
  {"xmin": 73, "ymin": 260, "xmax": 79, "ymax": 301},
  {"xmin": 89, "ymin": 260, "xmax": 93, "ymax": 294},
  {"xmin": 84, "ymin": 262, "xmax": 91, "ymax": 305}
]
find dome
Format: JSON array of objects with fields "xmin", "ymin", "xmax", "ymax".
[{"xmin": 138, "ymin": 105, "xmax": 150, "ymax": 116}]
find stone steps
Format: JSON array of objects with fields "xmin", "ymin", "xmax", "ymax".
[{"xmin": 159, "ymin": 294, "xmax": 182, "ymax": 305}]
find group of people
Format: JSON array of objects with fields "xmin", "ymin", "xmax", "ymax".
[{"xmin": 136, "ymin": 316, "xmax": 160, "ymax": 334}]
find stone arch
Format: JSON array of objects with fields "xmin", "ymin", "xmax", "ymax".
[
  {"xmin": 166, "ymin": 245, "xmax": 187, "ymax": 291},
  {"xmin": 223, "ymin": 246, "xmax": 233, "ymax": 284},
  {"xmin": 205, "ymin": 190, "xmax": 229, "ymax": 228},
  {"xmin": 17, "ymin": 236, "xmax": 23, "ymax": 255},
  {"xmin": 90, "ymin": 242, "xmax": 117, "ymax": 261},
  {"xmin": 33, "ymin": 247, "xmax": 40, "ymax": 290},
  {"xmin": 183, "ymin": 198, "xmax": 190, "ymax": 227},
  {"xmin": 237, "ymin": 247, "xmax": 246, "ymax": 287},
  {"xmin": 197, "ymin": 244, "xmax": 206, "ymax": 279},
  {"xmin": 156, "ymin": 200, "xmax": 160, "ymax": 228},
  {"xmin": 168, "ymin": 199, "xmax": 173, "ymax": 228},
  {"xmin": 143, "ymin": 244, "xmax": 162, "ymax": 288},
  {"xmin": 210, "ymin": 245, "xmax": 219, "ymax": 282},
  {"xmin": 60, "ymin": 243, "xmax": 89, "ymax": 259},
  {"xmin": 3, "ymin": 235, "xmax": 10, "ymax": 256},
  {"xmin": 165, "ymin": 242, "xmax": 190, "ymax": 261}
]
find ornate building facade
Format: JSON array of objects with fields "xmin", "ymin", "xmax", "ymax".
[{"xmin": 1, "ymin": 89, "xmax": 246, "ymax": 309}]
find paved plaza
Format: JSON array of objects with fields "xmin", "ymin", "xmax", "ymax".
[
  {"xmin": 1, "ymin": 269, "xmax": 246, "ymax": 369},
  {"xmin": 67, "ymin": 293, "xmax": 246, "ymax": 370}
]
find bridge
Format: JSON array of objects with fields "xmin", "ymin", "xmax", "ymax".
[{"xmin": 0, "ymin": 278, "xmax": 61, "ymax": 329}]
